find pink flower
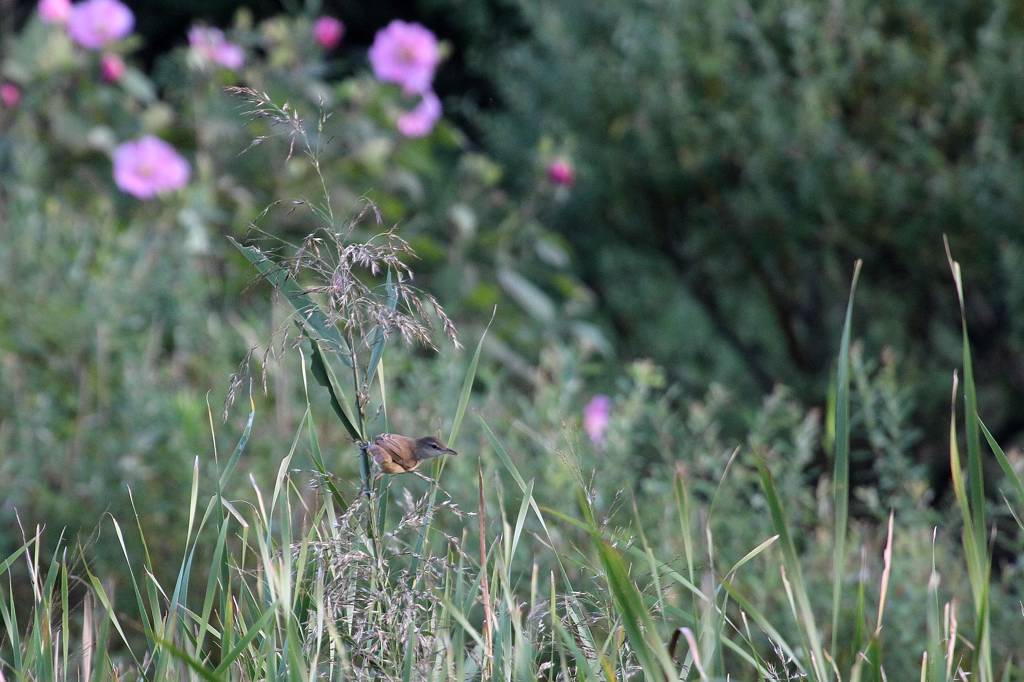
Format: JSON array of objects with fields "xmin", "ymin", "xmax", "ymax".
[
  {"xmin": 100, "ymin": 53, "xmax": 125, "ymax": 82},
  {"xmin": 313, "ymin": 16, "xmax": 344, "ymax": 50},
  {"xmin": 38, "ymin": 0, "xmax": 72, "ymax": 24},
  {"xmin": 1, "ymin": 83, "xmax": 21, "ymax": 109},
  {"xmin": 67, "ymin": 0, "xmax": 134, "ymax": 50},
  {"xmin": 188, "ymin": 26, "xmax": 245, "ymax": 70},
  {"xmin": 369, "ymin": 20, "xmax": 440, "ymax": 94},
  {"xmin": 547, "ymin": 160, "xmax": 575, "ymax": 187},
  {"xmin": 583, "ymin": 395, "xmax": 612, "ymax": 445},
  {"xmin": 397, "ymin": 91, "xmax": 441, "ymax": 138},
  {"xmin": 113, "ymin": 136, "xmax": 190, "ymax": 200}
]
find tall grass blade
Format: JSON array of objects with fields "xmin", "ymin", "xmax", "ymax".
[
  {"xmin": 945, "ymin": 240, "xmax": 986, "ymax": 550},
  {"xmin": 756, "ymin": 458, "xmax": 828, "ymax": 682},
  {"xmin": 593, "ymin": 537, "xmax": 676, "ymax": 681},
  {"xmin": 448, "ymin": 306, "xmax": 495, "ymax": 448},
  {"xmin": 945, "ymin": 239, "xmax": 993, "ymax": 682},
  {"xmin": 832, "ymin": 259, "xmax": 861, "ymax": 659}
]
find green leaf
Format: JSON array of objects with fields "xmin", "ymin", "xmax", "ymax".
[
  {"xmin": 832, "ymin": 259, "xmax": 861, "ymax": 658},
  {"xmin": 366, "ymin": 270, "xmax": 398, "ymax": 389},
  {"xmin": 305, "ymin": 332, "xmax": 362, "ymax": 442},
  {"xmin": 979, "ymin": 419, "xmax": 1024, "ymax": 520},
  {"xmin": 448, "ymin": 307, "xmax": 495, "ymax": 447},
  {"xmin": 213, "ymin": 606, "xmax": 276, "ymax": 676},
  {"xmin": 229, "ymin": 236, "xmax": 352, "ymax": 365},
  {"xmin": 594, "ymin": 538, "xmax": 677, "ymax": 681}
]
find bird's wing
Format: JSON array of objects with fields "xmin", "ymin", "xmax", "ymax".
[{"xmin": 371, "ymin": 433, "xmax": 419, "ymax": 472}]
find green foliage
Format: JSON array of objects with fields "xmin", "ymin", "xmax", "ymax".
[
  {"xmin": 1, "ymin": 259, "xmax": 1022, "ymax": 679},
  {"xmin": 472, "ymin": 0, "xmax": 1024, "ymax": 456},
  {"xmin": 0, "ymin": 8, "xmax": 591, "ymax": 589},
  {"xmin": 3, "ymin": 3, "xmax": 1024, "ymax": 680}
]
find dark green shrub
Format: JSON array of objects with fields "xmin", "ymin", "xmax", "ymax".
[{"xmin": 473, "ymin": 0, "xmax": 1024, "ymax": 459}]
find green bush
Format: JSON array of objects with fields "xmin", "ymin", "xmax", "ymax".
[{"xmin": 472, "ymin": 0, "xmax": 1024, "ymax": 457}]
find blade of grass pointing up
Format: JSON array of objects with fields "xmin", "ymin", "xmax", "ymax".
[
  {"xmin": 757, "ymin": 457, "xmax": 827, "ymax": 682},
  {"xmin": 944, "ymin": 238, "xmax": 986, "ymax": 553},
  {"xmin": 448, "ymin": 306, "xmax": 496, "ymax": 449},
  {"xmin": 945, "ymin": 238, "xmax": 993, "ymax": 682},
  {"xmin": 593, "ymin": 537, "xmax": 677, "ymax": 681},
  {"xmin": 832, "ymin": 259, "xmax": 862, "ymax": 658}
]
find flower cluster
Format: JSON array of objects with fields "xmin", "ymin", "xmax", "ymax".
[
  {"xmin": 23, "ymin": 4, "xmax": 454, "ymax": 195},
  {"xmin": 30, "ymin": 0, "xmax": 258, "ymax": 199},
  {"xmin": 369, "ymin": 20, "xmax": 443, "ymax": 138}
]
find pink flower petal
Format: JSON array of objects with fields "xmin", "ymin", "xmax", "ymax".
[
  {"xmin": 397, "ymin": 91, "xmax": 442, "ymax": 138},
  {"xmin": 369, "ymin": 20, "xmax": 440, "ymax": 95},
  {"xmin": 583, "ymin": 395, "xmax": 612, "ymax": 445},
  {"xmin": 113, "ymin": 136, "xmax": 191, "ymax": 200},
  {"xmin": 38, "ymin": 0, "xmax": 72, "ymax": 24},
  {"xmin": 67, "ymin": 0, "xmax": 134, "ymax": 50}
]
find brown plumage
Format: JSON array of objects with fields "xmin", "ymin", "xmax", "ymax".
[{"xmin": 366, "ymin": 433, "xmax": 458, "ymax": 474}]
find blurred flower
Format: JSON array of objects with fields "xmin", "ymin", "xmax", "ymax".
[
  {"xmin": 547, "ymin": 159, "xmax": 575, "ymax": 187},
  {"xmin": 67, "ymin": 0, "xmax": 134, "ymax": 50},
  {"xmin": 113, "ymin": 136, "xmax": 191, "ymax": 199},
  {"xmin": 188, "ymin": 26, "xmax": 245, "ymax": 70},
  {"xmin": 583, "ymin": 394, "xmax": 612, "ymax": 445},
  {"xmin": 100, "ymin": 53, "xmax": 125, "ymax": 82},
  {"xmin": 397, "ymin": 91, "xmax": 441, "ymax": 138},
  {"xmin": 313, "ymin": 16, "xmax": 345, "ymax": 50},
  {"xmin": 0, "ymin": 83, "xmax": 21, "ymax": 109},
  {"xmin": 369, "ymin": 20, "xmax": 439, "ymax": 94},
  {"xmin": 38, "ymin": 0, "xmax": 71, "ymax": 24}
]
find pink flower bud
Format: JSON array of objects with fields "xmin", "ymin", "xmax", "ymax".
[
  {"xmin": 100, "ymin": 53, "xmax": 125, "ymax": 82},
  {"xmin": 38, "ymin": 0, "xmax": 71, "ymax": 24},
  {"xmin": 547, "ymin": 160, "xmax": 575, "ymax": 187},
  {"xmin": 313, "ymin": 16, "xmax": 345, "ymax": 50},
  {"xmin": 1, "ymin": 83, "xmax": 21, "ymax": 109}
]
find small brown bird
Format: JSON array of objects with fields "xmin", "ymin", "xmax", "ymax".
[{"xmin": 366, "ymin": 433, "xmax": 458, "ymax": 475}]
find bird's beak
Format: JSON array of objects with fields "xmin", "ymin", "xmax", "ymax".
[{"xmin": 445, "ymin": 448, "xmax": 458, "ymax": 456}]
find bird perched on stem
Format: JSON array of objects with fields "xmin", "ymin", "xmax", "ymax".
[{"xmin": 365, "ymin": 433, "xmax": 457, "ymax": 475}]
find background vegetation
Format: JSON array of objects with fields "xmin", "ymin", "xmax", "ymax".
[{"xmin": 1, "ymin": 0, "xmax": 1023, "ymax": 679}]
